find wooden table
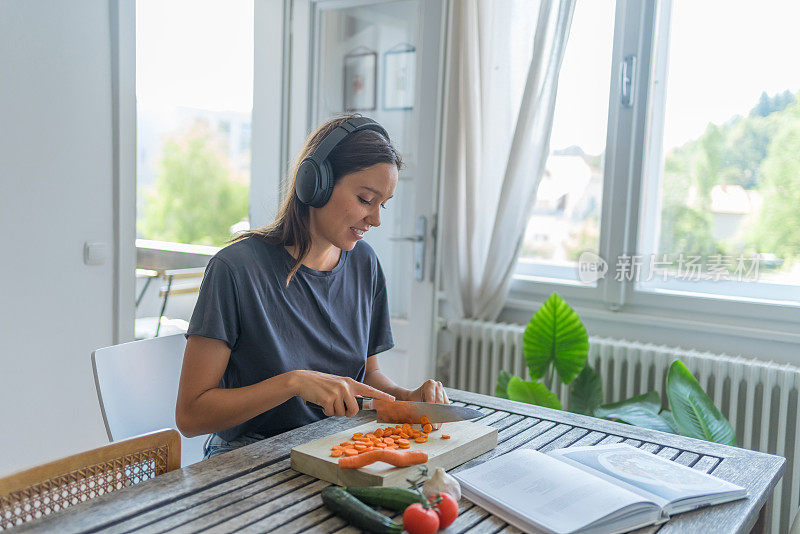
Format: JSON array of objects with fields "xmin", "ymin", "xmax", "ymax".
[{"xmin": 17, "ymin": 389, "xmax": 784, "ymax": 533}]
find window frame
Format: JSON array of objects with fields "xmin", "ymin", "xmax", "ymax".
[{"xmin": 507, "ymin": 0, "xmax": 800, "ymax": 340}]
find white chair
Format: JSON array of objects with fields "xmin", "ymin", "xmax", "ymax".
[{"xmin": 91, "ymin": 334, "xmax": 208, "ymax": 467}]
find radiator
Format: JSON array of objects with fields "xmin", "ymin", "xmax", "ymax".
[{"xmin": 441, "ymin": 318, "xmax": 800, "ymax": 534}]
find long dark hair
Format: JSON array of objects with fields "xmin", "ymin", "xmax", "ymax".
[{"xmin": 233, "ymin": 114, "xmax": 402, "ymax": 285}]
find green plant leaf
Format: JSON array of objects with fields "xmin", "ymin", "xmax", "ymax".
[
  {"xmin": 594, "ymin": 391, "xmax": 675, "ymax": 434},
  {"xmin": 596, "ymin": 391, "xmax": 662, "ymax": 414},
  {"xmin": 659, "ymin": 409, "xmax": 679, "ymax": 433},
  {"xmin": 569, "ymin": 364, "xmax": 603, "ymax": 415},
  {"xmin": 495, "ymin": 370, "xmax": 514, "ymax": 399},
  {"xmin": 523, "ymin": 293, "xmax": 589, "ymax": 384},
  {"xmin": 507, "ymin": 376, "xmax": 562, "ymax": 410},
  {"xmin": 667, "ymin": 360, "xmax": 737, "ymax": 446}
]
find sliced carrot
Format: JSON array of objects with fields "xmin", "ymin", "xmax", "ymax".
[
  {"xmin": 422, "ymin": 424, "xmax": 433, "ymax": 434},
  {"xmin": 414, "ymin": 436, "xmax": 428, "ymax": 443},
  {"xmin": 343, "ymin": 448, "xmax": 359, "ymax": 456},
  {"xmin": 441, "ymin": 434, "xmax": 451, "ymax": 439},
  {"xmin": 420, "ymin": 415, "xmax": 431, "ymax": 425},
  {"xmin": 338, "ymin": 449, "xmax": 428, "ymax": 469},
  {"xmin": 330, "ymin": 450, "xmax": 343, "ymax": 457}
]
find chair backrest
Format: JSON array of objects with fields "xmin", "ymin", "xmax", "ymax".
[
  {"xmin": 91, "ymin": 334, "xmax": 207, "ymax": 467},
  {"xmin": 0, "ymin": 429, "xmax": 180, "ymax": 529}
]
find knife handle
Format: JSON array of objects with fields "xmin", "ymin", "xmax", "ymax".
[{"xmin": 305, "ymin": 396, "xmax": 370, "ymax": 412}]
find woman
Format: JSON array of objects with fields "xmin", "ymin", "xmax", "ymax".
[{"xmin": 175, "ymin": 115, "xmax": 449, "ymax": 458}]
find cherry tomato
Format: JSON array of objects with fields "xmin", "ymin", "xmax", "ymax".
[
  {"xmin": 430, "ymin": 491, "xmax": 459, "ymax": 528},
  {"xmin": 403, "ymin": 502, "xmax": 439, "ymax": 534}
]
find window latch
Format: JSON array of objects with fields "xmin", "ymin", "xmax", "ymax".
[{"xmin": 621, "ymin": 55, "xmax": 637, "ymax": 108}]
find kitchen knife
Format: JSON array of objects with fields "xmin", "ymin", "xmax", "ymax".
[{"xmin": 305, "ymin": 397, "xmax": 484, "ymax": 423}]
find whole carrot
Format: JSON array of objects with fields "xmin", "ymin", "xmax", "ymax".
[{"xmin": 338, "ymin": 449, "xmax": 428, "ymax": 469}]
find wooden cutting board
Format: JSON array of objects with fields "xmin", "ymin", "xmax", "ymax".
[{"xmin": 290, "ymin": 420, "xmax": 497, "ymax": 487}]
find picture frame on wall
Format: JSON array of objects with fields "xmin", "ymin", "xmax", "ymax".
[
  {"xmin": 343, "ymin": 50, "xmax": 377, "ymax": 111},
  {"xmin": 383, "ymin": 44, "xmax": 416, "ymax": 110}
]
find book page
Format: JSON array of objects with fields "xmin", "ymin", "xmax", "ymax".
[
  {"xmin": 454, "ymin": 448, "xmax": 659, "ymax": 534},
  {"xmin": 549, "ymin": 444, "xmax": 745, "ymax": 507}
]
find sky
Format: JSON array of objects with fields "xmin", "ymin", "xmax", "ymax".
[
  {"xmin": 550, "ymin": 0, "xmax": 800, "ymax": 155},
  {"xmin": 135, "ymin": 0, "xmax": 800, "ymax": 150},
  {"xmin": 136, "ymin": 0, "xmax": 254, "ymax": 113}
]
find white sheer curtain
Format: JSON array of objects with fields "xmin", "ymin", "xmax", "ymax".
[{"xmin": 440, "ymin": 0, "xmax": 576, "ymax": 321}]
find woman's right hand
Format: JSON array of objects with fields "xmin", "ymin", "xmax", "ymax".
[{"xmin": 291, "ymin": 370, "xmax": 395, "ymax": 417}]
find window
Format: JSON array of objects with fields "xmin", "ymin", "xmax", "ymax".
[
  {"xmin": 636, "ymin": 1, "xmax": 800, "ymax": 304},
  {"xmin": 512, "ymin": 0, "xmax": 800, "ymax": 330},
  {"xmin": 135, "ymin": 0, "xmax": 254, "ymax": 247},
  {"xmin": 517, "ymin": 0, "xmax": 615, "ymax": 286}
]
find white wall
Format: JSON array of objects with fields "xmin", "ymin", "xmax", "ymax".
[{"xmin": 0, "ymin": 1, "xmax": 115, "ymax": 476}]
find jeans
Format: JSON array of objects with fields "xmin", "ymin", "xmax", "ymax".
[{"xmin": 203, "ymin": 432, "xmax": 267, "ymax": 459}]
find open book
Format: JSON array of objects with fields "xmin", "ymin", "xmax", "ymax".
[{"xmin": 453, "ymin": 444, "xmax": 746, "ymax": 534}]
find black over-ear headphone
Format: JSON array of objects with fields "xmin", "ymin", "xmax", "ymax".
[{"xmin": 295, "ymin": 116, "xmax": 389, "ymax": 208}]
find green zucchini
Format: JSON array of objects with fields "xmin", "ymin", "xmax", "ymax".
[
  {"xmin": 320, "ymin": 486, "xmax": 403, "ymax": 534},
  {"xmin": 344, "ymin": 485, "xmax": 426, "ymax": 511}
]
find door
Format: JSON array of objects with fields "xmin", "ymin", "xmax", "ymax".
[{"xmin": 284, "ymin": 0, "xmax": 446, "ymax": 388}]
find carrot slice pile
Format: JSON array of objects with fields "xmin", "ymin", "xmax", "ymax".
[{"xmin": 328, "ymin": 421, "xmax": 445, "ymax": 457}]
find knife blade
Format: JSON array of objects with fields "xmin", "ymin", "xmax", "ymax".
[{"xmin": 306, "ymin": 397, "xmax": 483, "ymax": 423}]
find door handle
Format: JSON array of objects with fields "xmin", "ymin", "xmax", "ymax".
[
  {"xmin": 388, "ymin": 216, "xmax": 426, "ymax": 281},
  {"xmin": 620, "ymin": 54, "xmax": 637, "ymax": 108}
]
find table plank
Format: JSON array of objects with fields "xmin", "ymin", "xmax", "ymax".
[
  {"xmin": 673, "ymin": 451, "xmax": 701, "ymax": 467},
  {"xmin": 261, "ymin": 500, "xmax": 335, "ymax": 534},
  {"xmin": 659, "ymin": 454, "xmax": 782, "ymax": 534},
  {"xmin": 200, "ymin": 479, "xmax": 329, "ymax": 533},
  {"xmin": 445, "ymin": 501, "xmax": 492, "ymax": 532},
  {"xmin": 448, "ymin": 389, "xmax": 751, "ymax": 459},
  {"xmin": 446, "ymin": 390, "xmax": 783, "ymax": 534},
  {"xmin": 692, "ymin": 455, "xmax": 721, "ymax": 474},
  {"xmin": 461, "ymin": 512, "xmax": 508, "ymax": 534},
  {"xmin": 267, "ymin": 403, "xmax": 536, "ymax": 534},
  {"xmin": 107, "ymin": 460, "xmax": 299, "ymax": 533},
  {"xmin": 638, "ymin": 442, "xmax": 661, "ymax": 454},
  {"xmin": 13, "ymin": 412, "xmax": 379, "ymax": 533},
  {"xmin": 13, "ymin": 388, "xmax": 783, "ymax": 534}
]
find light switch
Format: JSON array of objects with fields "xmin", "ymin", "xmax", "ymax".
[{"xmin": 84, "ymin": 242, "xmax": 108, "ymax": 265}]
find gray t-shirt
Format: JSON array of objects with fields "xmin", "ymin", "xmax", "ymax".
[{"xmin": 186, "ymin": 236, "xmax": 394, "ymax": 441}]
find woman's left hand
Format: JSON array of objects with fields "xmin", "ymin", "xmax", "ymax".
[{"xmin": 405, "ymin": 379, "xmax": 450, "ymax": 430}]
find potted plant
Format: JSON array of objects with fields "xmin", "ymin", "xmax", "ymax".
[{"xmin": 495, "ymin": 294, "xmax": 737, "ymax": 446}]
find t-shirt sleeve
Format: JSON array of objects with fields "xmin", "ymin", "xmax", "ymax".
[
  {"xmin": 368, "ymin": 258, "xmax": 394, "ymax": 355},
  {"xmin": 186, "ymin": 257, "xmax": 241, "ymax": 349}
]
